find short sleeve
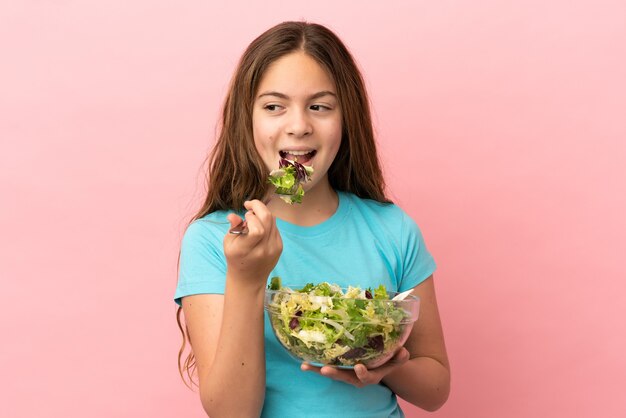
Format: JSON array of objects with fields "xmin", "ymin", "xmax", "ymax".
[
  {"xmin": 399, "ymin": 213, "xmax": 437, "ymax": 291},
  {"xmin": 174, "ymin": 219, "xmax": 228, "ymax": 305}
]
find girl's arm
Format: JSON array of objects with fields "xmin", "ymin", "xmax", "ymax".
[
  {"xmin": 380, "ymin": 276, "xmax": 450, "ymax": 411},
  {"xmin": 182, "ymin": 280, "xmax": 266, "ymax": 417},
  {"xmin": 182, "ymin": 200, "xmax": 282, "ymax": 418},
  {"xmin": 301, "ymin": 275, "xmax": 450, "ymax": 411}
]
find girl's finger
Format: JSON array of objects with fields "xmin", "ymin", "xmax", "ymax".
[
  {"xmin": 227, "ymin": 213, "xmax": 247, "ymax": 234},
  {"xmin": 242, "ymin": 210, "xmax": 265, "ymax": 238},
  {"xmin": 320, "ymin": 366, "xmax": 364, "ymax": 387},
  {"xmin": 243, "ymin": 199, "xmax": 278, "ymax": 245},
  {"xmin": 226, "ymin": 213, "xmax": 243, "ymax": 226},
  {"xmin": 355, "ymin": 348, "xmax": 410, "ymax": 384},
  {"xmin": 244, "ymin": 199, "xmax": 273, "ymax": 227},
  {"xmin": 353, "ymin": 364, "xmax": 376, "ymax": 385},
  {"xmin": 301, "ymin": 347, "xmax": 411, "ymax": 388},
  {"xmin": 301, "ymin": 363, "xmax": 363, "ymax": 387}
]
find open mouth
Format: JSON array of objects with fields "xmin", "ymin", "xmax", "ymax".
[{"xmin": 279, "ymin": 150, "xmax": 317, "ymax": 165}]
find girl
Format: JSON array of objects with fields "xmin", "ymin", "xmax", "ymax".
[{"xmin": 175, "ymin": 21, "xmax": 450, "ymax": 418}]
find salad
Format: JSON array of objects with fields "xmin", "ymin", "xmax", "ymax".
[
  {"xmin": 268, "ymin": 158, "xmax": 314, "ymax": 204},
  {"xmin": 265, "ymin": 277, "xmax": 415, "ymax": 367}
]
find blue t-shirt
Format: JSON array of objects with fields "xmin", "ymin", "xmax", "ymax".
[{"xmin": 175, "ymin": 191, "xmax": 436, "ymax": 418}]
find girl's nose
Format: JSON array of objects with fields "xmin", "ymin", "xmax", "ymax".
[{"xmin": 286, "ymin": 110, "xmax": 312, "ymax": 137}]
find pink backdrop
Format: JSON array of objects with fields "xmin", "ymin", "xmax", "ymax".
[{"xmin": 1, "ymin": 1, "xmax": 625, "ymax": 417}]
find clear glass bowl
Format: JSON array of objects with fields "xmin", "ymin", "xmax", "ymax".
[{"xmin": 265, "ymin": 287, "xmax": 420, "ymax": 369}]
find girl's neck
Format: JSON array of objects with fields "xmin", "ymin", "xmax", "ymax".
[{"xmin": 267, "ymin": 176, "xmax": 339, "ymax": 227}]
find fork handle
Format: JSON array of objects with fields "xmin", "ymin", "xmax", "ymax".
[{"xmin": 229, "ymin": 219, "xmax": 247, "ymax": 235}]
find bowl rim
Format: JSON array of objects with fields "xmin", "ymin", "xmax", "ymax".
[
  {"xmin": 265, "ymin": 286, "xmax": 421, "ymax": 303},
  {"xmin": 265, "ymin": 309, "xmax": 418, "ymax": 325},
  {"xmin": 264, "ymin": 288, "xmax": 420, "ymax": 325}
]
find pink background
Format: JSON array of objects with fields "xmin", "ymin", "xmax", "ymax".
[{"xmin": 1, "ymin": 1, "xmax": 625, "ymax": 417}]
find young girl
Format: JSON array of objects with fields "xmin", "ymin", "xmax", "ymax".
[{"xmin": 175, "ymin": 21, "xmax": 450, "ymax": 418}]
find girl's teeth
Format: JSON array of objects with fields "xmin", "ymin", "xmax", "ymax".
[
  {"xmin": 283, "ymin": 151, "xmax": 311, "ymax": 156},
  {"xmin": 279, "ymin": 150, "xmax": 316, "ymax": 164}
]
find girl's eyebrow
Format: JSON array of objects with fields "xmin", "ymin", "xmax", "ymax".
[{"xmin": 256, "ymin": 90, "xmax": 337, "ymax": 100}]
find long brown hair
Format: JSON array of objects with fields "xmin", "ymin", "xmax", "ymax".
[{"xmin": 177, "ymin": 21, "xmax": 390, "ymax": 388}]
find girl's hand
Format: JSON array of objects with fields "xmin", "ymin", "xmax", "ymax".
[
  {"xmin": 300, "ymin": 347, "xmax": 410, "ymax": 388},
  {"xmin": 223, "ymin": 199, "xmax": 282, "ymax": 283}
]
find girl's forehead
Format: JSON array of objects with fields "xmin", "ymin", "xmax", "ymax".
[{"xmin": 256, "ymin": 52, "xmax": 336, "ymax": 96}]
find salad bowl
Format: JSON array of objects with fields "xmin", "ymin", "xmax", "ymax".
[{"xmin": 264, "ymin": 279, "xmax": 420, "ymax": 369}]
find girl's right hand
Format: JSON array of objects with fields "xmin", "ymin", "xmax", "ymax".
[{"xmin": 223, "ymin": 199, "xmax": 283, "ymax": 284}]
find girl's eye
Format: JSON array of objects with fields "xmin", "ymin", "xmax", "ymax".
[
  {"xmin": 310, "ymin": 104, "xmax": 331, "ymax": 111},
  {"xmin": 264, "ymin": 104, "xmax": 283, "ymax": 112}
]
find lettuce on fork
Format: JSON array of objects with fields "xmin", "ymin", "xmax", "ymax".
[{"xmin": 268, "ymin": 158, "xmax": 314, "ymax": 204}]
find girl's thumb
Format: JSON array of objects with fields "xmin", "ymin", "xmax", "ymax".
[{"xmin": 226, "ymin": 213, "xmax": 243, "ymax": 228}]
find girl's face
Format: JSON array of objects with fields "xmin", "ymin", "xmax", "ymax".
[{"xmin": 252, "ymin": 51, "xmax": 342, "ymax": 193}]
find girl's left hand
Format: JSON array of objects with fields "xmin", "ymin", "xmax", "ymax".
[{"xmin": 300, "ymin": 347, "xmax": 410, "ymax": 388}]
